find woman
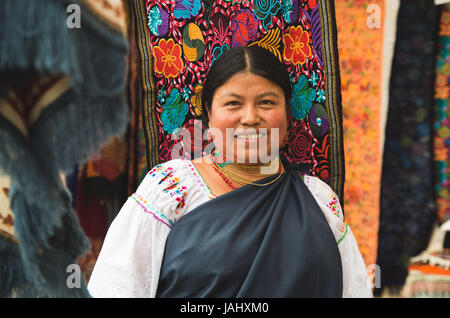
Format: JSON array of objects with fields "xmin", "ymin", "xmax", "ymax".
[{"xmin": 87, "ymin": 46, "xmax": 372, "ymax": 297}]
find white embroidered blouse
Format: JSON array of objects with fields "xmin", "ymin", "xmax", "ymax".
[{"xmin": 87, "ymin": 159, "xmax": 373, "ymax": 298}]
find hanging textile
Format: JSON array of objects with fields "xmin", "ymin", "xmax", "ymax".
[
  {"xmin": 377, "ymin": 0, "xmax": 440, "ymax": 290},
  {"xmin": 433, "ymin": 3, "xmax": 450, "ymax": 225},
  {"xmin": 69, "ymin": 2, "xmax": 151, "ymax": 283},
  {"xmin": 380, "ymin": 0, "xmax": 401, "ymax": 154},
  {"xmin": 0, "ymin": 0, "xmax": 129, "ymax": 297},
  {"xmin": 73, "ymin": 136, "xmax": 129, "ymax": 283},
  {"xmin": 334, "ymin": 0, "xmax": 384, "ymax": 268},
  {"xmin": 125, "ymin": 1, "xmax": 151, "ymax": 195},
  {"xmin": 131, "ymin": 0, "xmax": 345, "ymax": 201}
]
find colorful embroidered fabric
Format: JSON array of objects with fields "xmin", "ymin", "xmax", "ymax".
[
  {"xmin": 137, "ymin": 0, "xmax": 345, "ymax": 200},
  {"xmin": 131, "ymin": 192, "xmax": 174, "ymax": 228},
  {"xmin": 377, "ymin": 0, "xmax": 439, "ymax": 289},
  {"xmin": 334, "ymin": 1, "xmax": 384, "ymax": 268},
  {"xmin": 401, "ymin": 263, "xmax": 450, "ymax": 297},
  {"xmin": 401, "ymin": 221, "xmax": 450, "ymax": 298},
  {"xmin": 433, "ymin": 3, "xmax": 450, "ymax": 224}
]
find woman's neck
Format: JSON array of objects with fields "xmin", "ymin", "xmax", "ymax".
[{"xmin": 211, "ymin": 155, "xmax": 281, "ymax": 182}]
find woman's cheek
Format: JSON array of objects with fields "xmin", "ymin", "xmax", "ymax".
[
  {"xmin": 268, "ymin": 112, "xmax": 288, "ymax": 131},
  {"xmin": 267, "ymin": 112, "xmax": 288, "ymax": 148}
]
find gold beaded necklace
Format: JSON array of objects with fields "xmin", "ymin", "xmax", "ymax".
[{"xmin": 211, "ymin": 156, "xmax": 285, "ymax": 187}]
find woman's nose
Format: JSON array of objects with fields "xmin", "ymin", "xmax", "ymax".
[{"xmin": 240, "ymin": 105, "xmax": 260, "ymax": 126}]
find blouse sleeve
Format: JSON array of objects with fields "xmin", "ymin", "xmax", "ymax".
[
  {"xmin": 304, "ymin": 175, "xmax": 373, "ymax": 298},
  {"xmin": 87, "ymin": 160, "xmax": 190, "ymax": 298}
]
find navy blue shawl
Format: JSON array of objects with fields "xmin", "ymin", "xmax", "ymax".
[{"xmin": 156, "ymin": 159, "xmax": 342, "ymax": 297}]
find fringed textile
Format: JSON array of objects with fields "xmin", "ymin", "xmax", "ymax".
[{"xmin": 0, "ymin": 0, "xmax": 129, "ymax": 297}]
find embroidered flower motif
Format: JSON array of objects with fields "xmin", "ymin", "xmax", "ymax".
[
  {"xmin": 149, "ymin": 164, "xmax": 164, "ymax": 177},
  {"xmin": 147, "ymin": 6, "xmax": 169, "ymax": 37},
  {"xmin": 282, "ymin": 0, "xmax": 299, "ymax": 24},
  {"xmin": 161, "ymin": 88, "xmax": 189, "ymax": 134},
  {"xmin": 314, "ymin": 136, "xmax": 330, "ymax": 182},
  {"xmin": 283, "ymin": 25, "xmax": 312, "ymax": 65},
  {"xmin": 253, "ymin": 0, "xmax": 281, "ymax": 30},
  {"xmin": 309, "ymin": 103, "xmax": 329, "ymax": 138},
  {"xmin": 153, "ymin": 38, "xmax": 184, "ymax": 78},
  {"xmin": 173, "ymin": 0, "xmax": 202, "ymax": 20},
  {"xmin": 211, "ymin": 13, "xmax": 230, "ymax": 44},
  {"xmin": 212, "ymin": 44, "xmax": 230, "ymax": 64},
  {"xmin": 182, "ymin": 23, "xmax": 205, "ymax": 62},
  {"xmin": 190, "ymin": 85, "xmax": 203, "ymax": 116},
  {"xmin": 131, "ymin": 193, "xmax": 173, "ymax": 228},
  {"xmin": 248, "ymin": 28, "xmax": 282, "ymax": 61},
  {"xmin": 178, "ymin": 118, "xmax": 207, "ymax": 160},
  {"xmin": 308, "ymin": 71, "xmax": 320, "ymax": 87},
  {"xmin": 290, "ymin": 75, "xmax": 316, "ymax": 120},
  {"xmin": 287, "ymin": 130, "xmax": 312, "ymax": 162},
  {"xmin": 327, "ymin": 193, "xmax": 341, "ymax": 218},
  {"xmin": 316, "ymin": 88, "xmax": 326, "ymax": 103},
  {"xmin": 307, "ymin": 0, "xmax": 317, "ymax": 10},
  {"xmin": 157, "ymin": 167, "xmax": 188, "ymax": 214},
  {"xmin": 230, "ymin": 9, "xmax": 259, "ymax": 47}
]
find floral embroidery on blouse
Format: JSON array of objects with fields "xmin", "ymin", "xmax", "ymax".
[
  {"xmin": 327, "ymin": 192, "xmax": 342, "ymax": 219},
  {"xmin": 185, "ymin": 160, "xmax": 216, "ymax": 199},
  {"xmin": 149, "ymin": 164, "xmax": 188, "ymax": 215},
  {"xmin": 130, "ymin": 193, "xmax": 173, "ymax": 228},
  {"xmin": 148, "ymin": 164, "xmax": 164, "ymax": 176},
  {"xmin": 337, "ymin": 222, "xmax": 348, "ymax": 245}
]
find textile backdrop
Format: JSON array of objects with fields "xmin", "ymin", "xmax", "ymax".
[
  {"xmin": 433, "ymin": 3, "xmax": 450, "ymax": 225},
  {"xmin": 335, "ymin": 0, "xmax": 384, "ymax": 268},
  {"xmin": 132, "ymin": 0, "xmax": 346, "ymax": 201},
  {"xmin": 377, "ymin": 0, "xmax": 439, "ymax": 289}
]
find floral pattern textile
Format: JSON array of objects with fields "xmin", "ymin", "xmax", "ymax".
[
  {"xmin": 334, "ymin": 1, "xmax": 384, "ymax": 269},
  {"xmin": 283, "ymin": 25, "xmax": 312, "ymax": 65},
  {"xmin": 434, "ymin": 4, "xmax": 450, "ymax": 224},
  {"xmin": 152, "ymin": 38, "xmax": 185, "ymax": 79},
  {"xmin": 144, "ymin": 0, "xmax": 344, "ymax": 198}
]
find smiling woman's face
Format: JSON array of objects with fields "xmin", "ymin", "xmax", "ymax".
[{"xmin": 208, "ymin": 71, "xmax": 288, "ymax": 164}]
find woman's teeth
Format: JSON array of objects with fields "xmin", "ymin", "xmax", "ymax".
[{"xmin": 235, "ymin": 134, "xmax": 265, "ymax": 140}]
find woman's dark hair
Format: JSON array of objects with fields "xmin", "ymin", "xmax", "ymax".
[{"xmin": 201, "ymin": 46, "xmax": 292, "ymax": 127}]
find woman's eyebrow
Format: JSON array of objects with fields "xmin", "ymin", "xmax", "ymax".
[
  {"xmin": 221, "ymin": 92, "xmax": 281, "ymax": 99},
  {"xmin": 256, "ymin": 92, "xmax": 281, "ymax": 98},
  {"xmin": 220, "ymin": 92, "xmax": 243, "ymax": 99}
]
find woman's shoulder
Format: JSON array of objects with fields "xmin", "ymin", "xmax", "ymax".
[
  {"xmin": 135, "ymin": 159, "xmax": 193, "ymax": 196},
  {"xmin": 133, "ymin": 159, "xmax": 212, "ymax": 221},
  {"xmin": 303, "ymin": 174, "xmax": 349, "ymax": 247}
]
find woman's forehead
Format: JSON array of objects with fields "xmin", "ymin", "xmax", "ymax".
[{"xmin": 213, "ymin": 72, "xmax": 285, "ymax": 98}]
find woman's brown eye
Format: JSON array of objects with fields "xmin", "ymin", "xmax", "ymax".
[{"xmin": 225, "ymin": 101, "xmax": 240, "ymax": 106}]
